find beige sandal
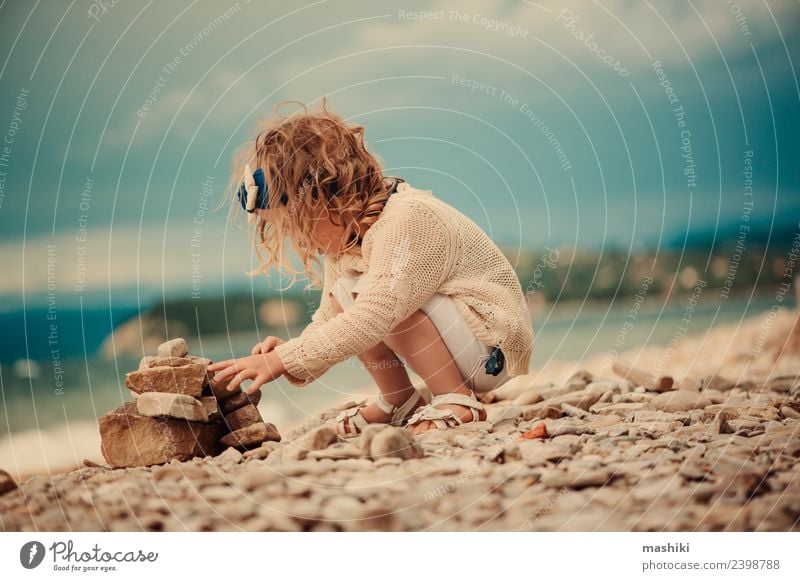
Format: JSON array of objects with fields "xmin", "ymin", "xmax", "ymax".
[
  {"xmin": 335, "ymin": 389, "xmax": 428, "ymax": 438},
  {"xmin": 404, "ymin": 392, "xmax": 485, "ymax": 431}
]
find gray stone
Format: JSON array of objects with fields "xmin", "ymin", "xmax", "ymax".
[
  {"xmin": 540, "ymin": 468, "xmax": 611, "ymax": 489},
  {"xmin": 487, "ymin": 405, "xmax": 522, "ymax": 425},
  {"xmin": 647, "ymin": 391, "xmax": 711, "ymax": 413},
  {"xmin": 709, "ymin": 411, "xmax": 734, "ymax": 435},
  {"xmin": 136, "ymin": 392, "xmax": 208, "ymax": 422},
  {"xmin": 157, "ymin": 338, "xmax": 189, "ymax": 358},
  {"xmin": 368, "ymin": 426, "xmax": 423, "ymax": 460},
  {"xmin": 780, "ymin": 406, "xmax": 800, "ymax": 420},
  {"xmin": 307, "ymin": 442, "xmax": 364, "ymax": 460},
  {"xmin": 612, "ymin": 359, "xmax": 674, "ymax": 392},
  {"xmin": 701, "ymin": 374, "xmax": 735, "ymax": 392},
  {"xmin": 210, "ymin": 447, "xmax": 243, "ymax": 469},
  {"xmin": 283, "ymin": 425, "xmax": 338, "ymax": 461},
  {"xmin": 512, "ymin": 387, "xmax": 544, "ymax": 407}
]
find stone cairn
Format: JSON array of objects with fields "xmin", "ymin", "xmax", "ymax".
[{"xmin": 99, "ymin": 338, "xmax": 281, "ymax": 468}]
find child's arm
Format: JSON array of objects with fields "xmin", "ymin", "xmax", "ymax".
[{"xmin": 273, "ymin": 201, "xmax": 456, "ymax": 386}]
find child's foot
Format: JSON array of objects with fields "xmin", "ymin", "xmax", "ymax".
[
  {"xmin": 405, "ymin": 390, "xmax": 486, "ymax": 435},
  {"xmin": 335, "ymin": 390, "xmax": 427, "ymax": 437}
]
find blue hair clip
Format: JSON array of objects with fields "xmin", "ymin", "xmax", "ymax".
[{"xmin": 238, "ymin": 167, "xmax": 288, "ymax": 212}]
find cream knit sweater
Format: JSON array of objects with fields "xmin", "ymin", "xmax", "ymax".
[{"xmin": 274, "ymin": 182, "xmax": 534, "ymax": 387}]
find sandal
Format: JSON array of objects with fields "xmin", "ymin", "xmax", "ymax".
[
  {"xmin": 335, "ymin": 389, "xmax": 428, "ymax": 438},
  {"xmin": 404, "ymin": 392, "xmax": 485, "ymax": 431}
]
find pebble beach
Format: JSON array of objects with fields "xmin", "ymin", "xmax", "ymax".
[{"xmin": 1, "ymin": 307, "xmax": 798, "ymax": 532}]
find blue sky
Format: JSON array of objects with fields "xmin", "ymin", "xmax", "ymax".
[{"xmin": 0, "ymin": 0, "xmax": 798, "ymax": 303}]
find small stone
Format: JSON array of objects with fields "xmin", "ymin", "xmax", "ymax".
[
  {"xmin": 648, "ymin": 391, "xmax": 711, "ymax": 413},
  {"xmin": 209, "ymin": 447, "xmax": 243, "ymax": 469},
  {"xmin": 765, "ymin": 375, "xmax": 800, "ymax": 393},
  {"xmin": 522, "ymin": 405, "xmax": 562, "ymax": 421},
  {"xmin": 487, "ymin": 405, "xmax": 522, "ymax": 425},
  {"xmin": 307, "ymin": 442, "xmax": 364, "ymax": 460},
  {"xmin": 369, "ymin": 426, "xmax": 423, "ymax": 460},
  {"xmin": 235, "ymin": 469, "xmax": 279, "ymax": 491},
  {"xmin": 283, "ymin": 425, "xmax": 338, "ymax": 461},
  {"xmin": 125, "ymin": 363, "xmax": 208, "ymax": 397},
  {"xmin": 242, "ymin": 446, "xmax": 272, "ymax": 461},
  {"xmin": 220, "ymin": 390, "xmax": 262, "ymax": 415},
  {"xmin": 780, "ymin": 406, "xmax": 800, "ymax": 420},
  {"xmin": 678, "ymin": 377, "xmax": 702, "ymax": 392},
  {"xmin": 519, "ymin": 423, "xmax": 548, "ymax": 440},
  {"xmin": 588, "ymin": 414, "xmax": 623, "ymax": 429},
  {"xmin": 220, "ymin": 422, "xmax": 281, "ymax": 449},
  {"xmin": 709, "ymin": 411, "xmax": 734, "ymax": 435},
  {"xmin": 512, "ymin": 387, "xmax": 544, "ymax": 407},
  {"xmin": 702, "ymin": 374, "xmax": 735, "ymax": 392},
  {"xmin": 157, "ymin": 338, "xmax": 189, "ymax": 358},
  {"xmin": 540, "ymin": 468, "xmax": 611, "ymax": 489},
  {"xmin": 561, "ymin": 403, "xmax": 591, "ymax": 418},
  {"xmin": 0, "ymin": 469, "xmax": 18, "ymax": 495},
  {"xmin": 136, "ymin": 392, "xmax": 209, "ymax": 422},
  {"xmin": 612, "ymin": 359, "xmax": 674, "ymax": 392},
  {"xmin": 223, "ymin": 404, "xmax": 263, "ymax": 432}
]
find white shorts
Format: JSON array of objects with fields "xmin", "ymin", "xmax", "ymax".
[{"xmin": 330, "ymin": 273, "xmax": 510, "ymax": 393}]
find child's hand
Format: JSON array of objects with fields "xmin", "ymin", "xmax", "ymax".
[
  {"xmin": 207, "ymin": 351, "xmax": 287, "ymax": 395},
  {"xmin": 251, "ymin": 335, "xmax": 285, "ymax": 355}
]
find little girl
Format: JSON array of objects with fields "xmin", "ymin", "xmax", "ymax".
[{"xmin": 208, "ymin": 99, "xmax": 534, "ymax": 436}]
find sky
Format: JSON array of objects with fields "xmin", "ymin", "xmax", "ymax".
[{"xmin": 0, "ymin": 0, "xmax": 798, "ymax": 305}]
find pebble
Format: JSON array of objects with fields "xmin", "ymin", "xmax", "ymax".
[
  {"xmin": 780, "ymin": 406, "xmax": 800, "ymax": 420},
  {"xmin": 283, "ymin": 425, "xmax": 339, "ymax": 461},
  {"xmin": 4, "ymin": 362, "xmax": 797, "ymax": 533},
  {"xmin": 487, "ymin": 405, "xmax": 522, "ymax": 425},
  {"xmin": 157, "ymin": 338, "xmax": 189, "ymax": 358},
  {"xmin": 540, "ymin": 468, "xmax": 612, "ymax": 489},
  {"xmin": 0, "ymin": 469, "xmax": 18, "ymax": 496},
  {"xmin": 648, "ymin": 391, "xmax": 712, "ymax": 412},
  {"xmin": 368, "ymin": 427, "xmax": 423, "ymax": 460}
]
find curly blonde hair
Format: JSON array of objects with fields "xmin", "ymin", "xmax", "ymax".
[{"xmin": 225, "ymin": 97, "xmax": 401, "ymax": 291}]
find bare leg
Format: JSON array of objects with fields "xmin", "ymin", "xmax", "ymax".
[
  {"xmin": 328, "ymin": 294, "xmax": 423, "ymax": 429},
  {"xmin": 382, "ymin": 308, "xmax": 486, "ymax": 434},
  {"xmin": 329, "ymin": 292, "xmax": 484, "ymax": 434}
]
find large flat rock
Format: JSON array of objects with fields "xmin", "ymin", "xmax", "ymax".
[
  {"xmin": 124, "ymin": 363, "xmax": 208, "ymax": 397},
  {"xmin": 99, "ymin": 401, "xmax": 221, "ymax": 467}
]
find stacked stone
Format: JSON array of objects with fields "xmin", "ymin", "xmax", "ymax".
[
  {"xmin": 99, "ymin": 338, "xmax": 280, "ymax": 468},
  {"xmin": 206, "ymin": 362, "xmax": 281, "ymax": 450}
]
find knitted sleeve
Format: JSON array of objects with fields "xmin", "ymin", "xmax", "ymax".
[{"xmin": 274, "ymin": 201, "xmax": 455, "ymax": 387}]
